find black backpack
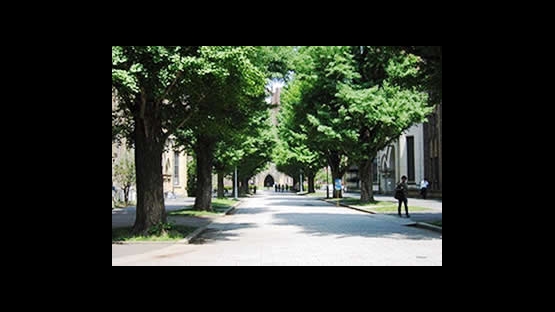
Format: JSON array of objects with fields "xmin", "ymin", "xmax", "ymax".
[{"xmin": 394, "ymin": 184, "xmax": 404, "ymax": 200}]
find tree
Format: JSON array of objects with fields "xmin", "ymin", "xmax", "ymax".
[
  {"xmin": 212, "ymin": 111, "xmax": 274, "ymax": 198},
  {"xmin": 113, "ymin": 153, "xmax": 136, "ymax": 206},
  {"xmin": 235, "ymin": 115, "xmax": 276, "ymax": 195},
  {"xmin": 343, "ymin": 46, "xmax": 434, "ymax": 202},
  {"xmin": 172, "ymin": 47, "xmax": 268, "ymax": 211},
  {"xmin": 279, "ymin": 46, "xmax": 435, "ymax": 201},
  {"xmin": 279, "ymin": 46, "xmax": 359, "ymax": 198},
  {"xmin": 112, "ymin": 46, "xmax": 199, "ymax": 234},
  {"xmin": 277, "ymin": 81, "xmax": 326, "ymax": 193},
  {"xmin": 397, "ymin": 46, "xmax": 442, "ymax": 105}
]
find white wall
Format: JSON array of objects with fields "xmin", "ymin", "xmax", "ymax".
[
  {"xmin": 376, "ymin": 123, "xmax": 425, "ymax": 193},
  {"xmin": 396, "ymin": 123, "xmax": 424, "ymax": 189}
]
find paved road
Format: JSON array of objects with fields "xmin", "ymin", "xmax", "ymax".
[{"xmin": 112, "ymin": 191, "xmax": 442, "ymax": 266}]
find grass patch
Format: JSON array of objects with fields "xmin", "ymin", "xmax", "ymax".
[
  {"xmin": 169, "ymin": 209, "xmax": 223, "ymax": 217},
  {"xmin": 212, "ymin": 198, "xmax": 239, "ymax": 209},
  {"xmin": 326, "ymin": 198, "xmax": 432, "ymax": 213},
  {"xmin": 338, "ymin": 198, "xmax": 395, "ymax": 206},
  {"xmin": 112, "ymin": 224, "xmax": 197, "ymax": 242},
  {"xmin": 114, "ymin": 201, "xmax": 133, "ymax": 208},
  {"xmin": 306, "ymin": 192, "xmax": 324, "ymax": 197},
  {"xmin": 168, "ymin": 198, "xmax": 238, "ymax": 217}
]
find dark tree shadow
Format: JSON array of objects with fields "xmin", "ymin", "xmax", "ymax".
[
  {"xmin": 271, "ymin": 212, "xmax": 441, "ymax": 240},
  {"xmin": 233, "ymin": 207, "xmax": 270, "ymax": 215},
  {"xmin": 192, "ymin": 222, "xmax": 258, "ymax": 244}
]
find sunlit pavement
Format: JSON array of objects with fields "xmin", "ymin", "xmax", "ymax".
[{"xmin": 112, "ymin": 191, "xmax": 441, "ymax": 266}]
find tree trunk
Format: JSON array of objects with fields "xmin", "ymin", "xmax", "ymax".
[
  {"xmin": 123, "ymin": 185, "xmax": 130, "ymax": 206},
  {"xmin": 239, "ymin": 177, "xmax": 249, "ymax": 196},
  {"xmin": 359, "ymin": 158, "xmax": 375, "ymax": 203},
  {"xmin": 217, "ymin": 171, "xmax": 225, "ymax": 198},
  {"xmin": 133, "ymin": 112, "xmax": 166, "ymax": 235},
  {"xmin": 245, "ymin": 178, "xmax": 250, "ymax": 194},
  {"xmin": 328, "ymin": 153, "xmax": 345, "ymax": 198},
  {"xmin": 193, "ymin": 135, "xmax": 214, "ymax": 211},
  {"xmin": 232, "ymin": 170, "xmax": 236, "ymax": 197},
  {"xmin": 307, "ymin": 172, "xmax": 316, "ymax": 193},
  {"xmin": 292, "ymin": 177, "xmax": 298, "ymax": 191}
]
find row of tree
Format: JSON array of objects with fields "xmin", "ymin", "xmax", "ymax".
[
  {"xmin": 112, "ymin": 46, "xmax": 290, "ymax": 234},
  {"xmin": 275, "ymin": 46, "xmax": 441, "ymax": 202}
]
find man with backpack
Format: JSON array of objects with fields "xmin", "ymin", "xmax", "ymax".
[{"xmin": 395, "ymin": 175, "xmax": 410, "ymax": 218}]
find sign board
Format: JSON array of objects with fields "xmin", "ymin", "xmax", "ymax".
[{"xmin": 334, "ymin": 179, "xmax": 342, "ymax": 191}]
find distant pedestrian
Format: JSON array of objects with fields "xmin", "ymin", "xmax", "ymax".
[
  {"xmin": 395, "ymin": 175, "xmax": 409, "ymax": 218},
  {"xmin": 420, "ymin": 178, "xmax": 429, "ymax": 199},
  {"xmin": 281, "ymin": 184, "xmax": 284, "ymax": 192}
]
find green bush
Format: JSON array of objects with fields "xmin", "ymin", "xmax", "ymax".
[{"xmin": 147, "ymin": 221, "xmax": 174, "ymax": 236}]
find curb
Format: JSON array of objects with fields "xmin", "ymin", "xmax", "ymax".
[
  {"xmin": 321, "ymin": 199, "xmax": 377, "ymax": 215},
  {"xmin": 338, "ymin": 203, "xmax": 377, "ymax": 214},
  {"xmin": 177, "ymin": 224, "xmax": 209, "ymax": 244},
  {"xmin": 177, "ymin": 199, "xmax": 243, "ymax": 244},
  {"xmin": 222, "ymin": 199, "xmax": 242, "ymax": 215},
  {"xmin": 414, "ymin": 222, "xmax": 442, "ymax": 233}
]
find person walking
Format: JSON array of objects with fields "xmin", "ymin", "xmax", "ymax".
[
  {"xmin": 395, "ymin": 175, "xmax": 409, "ymax": 218},
  {"xmin": 420, "ymin": 178, "xmax": 429, "ymax": 199}
]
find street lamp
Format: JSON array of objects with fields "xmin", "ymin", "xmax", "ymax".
[
  {"xmin": 299, "ymin": 169, "xmax": 303, "ymax": 193},
  {"xmin": 326, "ymin": 165, "xmax": 329, "ymax": 198},
  {"xmin": 234, "ymin": 166, "xmax": 238, "ymax": 199}
]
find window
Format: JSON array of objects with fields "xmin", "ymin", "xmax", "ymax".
[
  {"xmin": 407, "ymin": 136, "xmax": 415, "ymax": 182},
  {"xmin": 173, "ymin": 152, "xmax": 180, "ymax": 185}
]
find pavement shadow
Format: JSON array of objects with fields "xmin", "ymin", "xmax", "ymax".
[
  {"xmin": 400, "ymin": 212, "xmax": 442, "ymax": 224},
  {"xmin": 233, "ymin": 207, "xmax": 270, "ymax": 215},
  {"xmin": 272, "ymin": 212, "xmax": 441, "ymax": 241},
  {"xmin": 265, "ymin": 200, "xmax": 334, "ymax": 207},
  {"xmin": 191, "ymin": 222, "xmax": 258, "ymax": 244},
  {"xmin": 264, "ymin": 195, "xmax": 329, "ymax": 206}
]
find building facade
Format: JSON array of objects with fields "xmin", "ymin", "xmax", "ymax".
[
  {"xmin": 422, "ymin": 100, "xmax": 442, "ymax": 194},
  {"xmin": 345, "ymin": 105, "xmax": 442, "ymax": 199},
  {"xmin": 162, "ymin": 140, "xmax": 189, "ymax": 198},
  {"xmin": 376, "ymin": 123, "xmax": 426, "ymax": 194}
]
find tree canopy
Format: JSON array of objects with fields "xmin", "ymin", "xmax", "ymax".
[{"xmin": 277, "ymin": 46, "xmax": 437, "ymax": 200}]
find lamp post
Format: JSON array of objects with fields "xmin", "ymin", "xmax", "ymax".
[
  {"xmin": 234, "ymin": 166, "xmax": 238, "ymax": 199},
  {"xmin": 326, "ymin": 165, "xmax": 329, "ymax": 199},
  {"xmin": 299, "ymin": 169, "xmax": 303, "ymax": 193}
]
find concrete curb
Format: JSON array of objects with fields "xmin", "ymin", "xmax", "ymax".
[
  {"xmin": 177, "ymin": 225, "xmax": 209, "ymax": 244},
  {"xmin": 222, "ymin": 199, "xmax": 243, "ymax": 215},
  {"xmin": 338, "ymin": 203, "xmax": 377, "ymax": 214},
  {"xmin": 176, "ymin": 199, "xmax": 243, "ymax": 244},
  {"xmin": 414, "ymin": 222, "xmax": 442, "ymax": 233},
  {"xmin": 321, "ymin": 199, "xmax": 378, "ymax": 214}
]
